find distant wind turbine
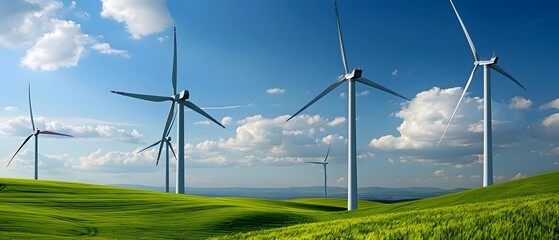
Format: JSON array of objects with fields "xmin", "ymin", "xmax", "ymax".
[
  {"xmin": 439, "ymin": 0, "xmax": 526, "ymax": 187},
  {"xmin": 286, "ymin": 0, "xmax": 409, "ymax": 210},
  {"xmin": 6, "ymin": 84, "xmax": 73, "ymax": 180},
  {"xmin": 306, "ymin": 144, "xmax": 331, "ymax": 198},
  {"xmin": 112, "ymin": 27, "xmax": 225, "ymax": 194},
  {"xmin": 137, "ymin": 115, "xmax": 177, "ymax": 193}
]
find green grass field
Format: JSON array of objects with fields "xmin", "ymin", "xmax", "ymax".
[{"xmin": 1, "ymin": 170, "xmax": 558, "ymax": 239}]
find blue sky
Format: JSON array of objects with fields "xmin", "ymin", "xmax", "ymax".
[{"xmin": 1, "ymin": 0, "xmax": 558, "ymax": 190}]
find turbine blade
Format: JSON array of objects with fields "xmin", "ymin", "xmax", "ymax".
[
  {"xmin": 438, "ymin": 64, "xmax": 478, "ymax": 145},
  {"xmin": 450, "ymin": 0, "xmax": 479, "ymax": 61},
  {"xmin": 28, "ymin": 84, "xmax": 35, "ymax": 130},
  {"xmin": 286, "ymin": 80, "xmax": 347, "ymax": 122},
  {"xmin": 306, "ymin": 162, "xmax": 325, "ymax": 164},
  {"xmin": 183, "ymin": 101, "xmax": 226, "ymax": 128},
  {"xmin": 157, "ymin": 102, "xmax": 176, "ymax": 165},
  {"xmin": 110, "ymin": 91, "xmax": 173, "ymax": 102},
  {"xmin": 172, "ymin": 26, "xmax": 177, "ymax": 96},
  {"xmin": 323, "ymin": 144, "xmax": 331, "ymax": 163},
  {"xmin": 491, "ymin": 64, "xmax": 526, "ymax": 91},
  {"xmin": 356, "ymin": 78, "xmax": 410, "ymax": 101},
  {"xmin": 40, "ymin": 131, "xmax": 73, "ymax": 137},
  {"xmin": 334, "ymin": 0, "xmax": 349, "ymax": 74},
  {"xmin": 137, "ymin": 140, "xmax": 162, "ymax": 154},
  {"xmin": 167, "ymin": 140, "xmax": 177, "ymax": 160},
  {"xmin": 165, "ymin": 109, "xmax": 177, "ymax": 137},
  {"xmin": 7, "ymin": 134, "xmax": 33, "ymax": 168}
]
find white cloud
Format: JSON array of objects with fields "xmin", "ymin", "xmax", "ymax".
[
  {"xmin": 1, "ymin": 1, "xmax": 128, "ymax": 71},
  {"xmin": 91, "ymin": 43, "xmax": 130, "ymax": 57},
  {"xmin": 369, "ymin": 87, "xmax": 526, "ymax": 166},
  {"xmin": 75, "ymin": 148, "xmax": 155, "ymax": 171},
  {"xmin": 356, "ymin": 90, "xmax": 369, "ymax": 97},
  {"xmin": 542, "ymin": 113, "xmax": 559, "ymax": 128},
  {"xmin": 194, "ymin": 120, "xmax": 211, "ymax": 125},
  {"xmin": 179, "ymin": 114, "xmax": 347, "ymax": 167},
  {"xmin": 387, "ymin": 158, "xmax": 395, "ymax": 164},
  {"xmin": 100, "ymin": 0, "xmax": 173, "ymax": 39},
  {"xmin": 327, "ymin": 116, "xmax": 346, "ymax": 127},
  {"xmin": 157, "ymin": 35, "xmax": 168, "ymax": 42},
  {"xmin": 336, "ymin": 177, "xmax": 345, "ymax": 183},
  {"xmin": 4, "ymin": 106, "xmax": 18, "ymax": 112},
  {"xmin": 21, "ymin": 20, "xmax": 91, "ymax": 71},
  {"xmin": 509, "ymin": 96, "xmax": 532, "ymax": 109},
  {"xmin": 221, "ymin": 116, "xmax": 233, "ymax": 125},
  {"xmin": 265, "ymin": 88, "xmax": 286, "ymax": 95},
  {"xmin": 0, "ymin": 0, "xmax": 61, "ymax": 48},
  {"xmin": 511, "ymin": 172, "xmax": 527, "ymax": 180},
  {"xmin": 433, "ymin": 169, "xmax": 445, "ymax": 177},
  {"xmin": 339, "ymin": 92, "xmax": 346, "ymax": 98},
  {"xmin": 540, "ymin": 98, "xmax": 559, "ymax": 110},
  {"xmin": 392, "ymin": 69, "xmax": 398, "ymax": 76},
  {"xmin": 0, "ymin": 116, "xmax": 143, "ymax": 144},
  {"xmin": 470, "ymin": 175, "xmax": 480, "ymax": 180},
  {"xmin": 456, "ymin": 174, "xmax": 464, "ymax": 179}
]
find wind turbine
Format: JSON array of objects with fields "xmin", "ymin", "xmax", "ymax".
[
  {"xmin": 306, "ymin": 144, "xmax": 331, "ymax": 198},
  {"xmin": 112, "ymin": 27, "xmax": 225, "ymax": 194},
  {"xmin": 439, "ymin": 0, "xmax": 526, "ymax": 187},
  {"xmin": 286, "ymin": 0, "xmax": 409, "ymax": 210},
  {"xmin": 6, "ymin": 84, "xmax": 73, "ymax": 180},
  {"xmin": 137, "ymin": 120, "xmax": 177, "ymax": 193}
]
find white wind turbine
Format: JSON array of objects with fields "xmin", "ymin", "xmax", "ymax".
[
  {"xmin": 439, "ymin": 0, "xmax": 526, "ymax": 187},
  {"xmin": 286, "ymin": 0, "xmax": 409, "ymax": 210},
  {"xmin": 112, "ymin": 27, "xmax": 225, "ymax": 194},
  {"xmin": 137, "ymin": 115, "xmax": 177, "ymax": 193},
  {"xmin": 6, "ymin": 84, "xmax": 73, "ymax": 180},
  {"xmin": 306, "ymin": 144, "xmax": 331, "ymax": 198}
]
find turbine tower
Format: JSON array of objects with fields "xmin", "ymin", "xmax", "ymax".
[
  {"xmin": 439, "ymin": 0, "xmax": 526, "ymax": 187},
  {"xmin": 306, "ymin": 144, "xmax": 331, "ymax": 198},
  {"xmin": 112, "ymin": 27, "xmax": 225, "ymax": 194},
  {"xmin": 287, "ymin": 0, "xmax": 409, "ymax": 210},
  {"xmin": 6, "ymin": 84, "xmax": 73, "ymax": 180}
]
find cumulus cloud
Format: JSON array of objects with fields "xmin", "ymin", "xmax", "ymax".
[
  {"xmin": 221, "ymin": 116, "xmax": 233, "ymax": 125},
  {"xmin": 369, "ymin": 87, "xmax": 527, "ymax": 166},
  {"xmin": 194, "ymin": 120, "xmax": 211, "ymax": 125},
  {"xmin": 356, "ymin": 90, "xmax": 369, "ymax": 97},
  {"xmin": 4, "ymin": 106, "xmax": 18, "ymax": 112},
  {"xmin": 21, "ymin": 20, "xmax": 91, "ymax": 71},
  {"xmin": 177, "ymin": 114, "xmax": 350, "ymax": 167},
  {"xmin": 327, "ymin": 116, "xmax": 346, "ymax": 127},
  {"xmin": 540, "ymin": 98, "xmax": 559, "ymax": 110},
  {"xmin": 265, "ymin": 88, "xmax": 286, "ymax": 95},
  {"xmin": 509, "ymin": 96, "xmax": 532, "ymax": 110},
  {"xmin": 100, "ymin": 0, "xmax": 173, "ymax": 39},
  {"xmin": 433, "ymin": 169, "xmax": 445, "ymax": 177},
  {"xmin": 542, "ymin": 113, "xmax": 559, "ymax": 128},
  {"xmin": 75, "ymin": 148, "xmax": 156, "ymax": 172},
  {"xmin": 1, "ymin": 1, "xmax": 128, "ymax": 71},
  {"xmin": 511, "ymin": 172, "xmax": 527, "ymax": 180},
  {"xmin": 0, "ymin": 116, "xmax": 143, "ymax": 144},
  {"xmin": 91, "ymin": 43, "xmax": 130, "ymax": 57}
]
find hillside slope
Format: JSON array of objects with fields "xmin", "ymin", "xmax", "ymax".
[{"xmin": 1, "ymin": 170, "xmax": 558, "ymax": 239}]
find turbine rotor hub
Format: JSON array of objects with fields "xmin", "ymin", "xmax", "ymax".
[{"xmin": 166, "ymin": 136, "xmax": 172, "ymax": 141}]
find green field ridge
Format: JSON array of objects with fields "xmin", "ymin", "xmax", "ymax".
[{"xmin": 1, "ymin": 170, "xmax": 558, "ymax": 239}]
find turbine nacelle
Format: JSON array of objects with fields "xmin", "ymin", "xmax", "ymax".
[
  {"xmin": 345, "ymin": 68, "xmax": 362, "ymax": 80},
  {"xmin": 475, "ymin": 56, "xmax": 498, "ymax": 66},
  {"xmin": 166, "ymin": 136, "xmax": 172, "ymax": 142},
  {"xmin": 174, "ymin": 90, "xmax": 189, "ymax": 101},
  {"xmin": 34, "ymin": 129, "xmax": 40, "ymax": 135}
]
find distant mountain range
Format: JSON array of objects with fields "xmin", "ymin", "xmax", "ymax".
[{"xmin": 111, "ymin": 184, "xmax": 467, "ymax": 202}]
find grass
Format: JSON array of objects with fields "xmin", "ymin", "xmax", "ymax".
[{"xmin": 1, "ymin": 170, "xmax": 558, "ymax": 239}]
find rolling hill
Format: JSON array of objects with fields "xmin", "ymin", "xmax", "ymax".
[{"xmin": 1, "ymin": 170, "xmax": 558, "ymax": 239}]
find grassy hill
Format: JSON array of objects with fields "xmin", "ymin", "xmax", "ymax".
[{"xmin": 1, "ymin": 170, "xmax": 558, "ymax": 239}]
